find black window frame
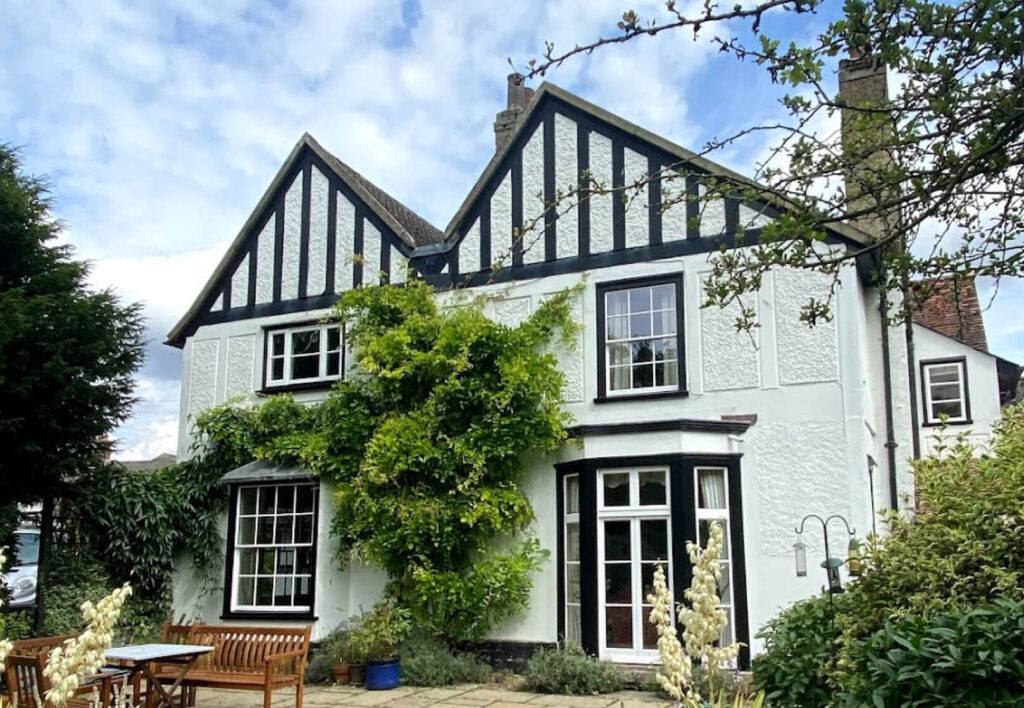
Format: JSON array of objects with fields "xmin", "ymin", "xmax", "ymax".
[
  {"xmin": 259, "ymin": 320, "xmax": 345, "ymax": 394},
  {"xmin": 595, "ymin": 273, "xmax": 687, "ymax": 402},
  {"xmin": 221, "ymin": 481, "xmax": 320, "ymax": 621},
  {"xmin": 919, "ymin": 356, "xmax": 972, "ymax": 426},
  {"xmin": 555, "ymin": 453, "xmax": 750, "ymax": 669}
]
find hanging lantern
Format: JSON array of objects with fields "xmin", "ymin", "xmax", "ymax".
[
  {"xmin": 794, "ymin": 537, "xmax": 807, "ymax": 577},
  {"xmin": 847, "ymin": 538, "xmax": 862, "ymax": 577}
]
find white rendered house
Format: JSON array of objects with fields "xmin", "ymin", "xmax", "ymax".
[{"xmin": 166, "ymin": 65, "xmax": 1015, "ymax": 666}]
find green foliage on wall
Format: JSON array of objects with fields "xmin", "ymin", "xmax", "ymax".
[{"xmin": 198, "ymin": 281, "xmax": 577, "ymax": 641}]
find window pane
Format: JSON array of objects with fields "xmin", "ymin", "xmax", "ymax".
[
  {"xmin": 608, "ymin": 343, "xmax": 630, "ymax": 366},
  {"xmin": 928, "ymin": 365, "xmax": 960, "ymax": 383},
  {"xmin": 271, "ymin": 358, "xmax": 285, "ymax": 381},
  {"xmin": 719, "ymin": 562, "xmax": 732, "ymax": 604},
  {"xmin": 274, "ymin": 577, "xmax": 293, "ymax": 606},
  {"xmin": 641, "ymin": 520, "xmax": 669, "ymax": 561},
  {"xmin": 276, "ymin": 549, "xmax": 295, "ymax": 574},
  {"xmin": 655, "ymin": 360, "xmax": 679, "ymax": 387},
  {"xmin": 930, "ymin": 383, "xmax": 961, "ymax": 402},
  {"xmin": 239, "ymin": 488, "xmax": 257, "ymax": 515},
  {"xmin": 566, "ymin": 605, "xmax": 582, "ymax": 644},
  {"xmin": 654, "ymin": 338, "xmax": 677, "ymax": 360},
  {"xmin": 258, "ymin": 487, "xmax": 276, "ymax": 514},
  {"xmin": 295, "ymin": 515, "xmax": 314, "ymax": 544},
  {"xmin": 257, "ymin": 518, "xmax": 274, "ymax": 544},
  {"xmin": 238, "ymin": 549, "xmax": 257, "ymax": 575},
  {"xmin": 604, "ymin": 521, "xmax": 631, "ymax": 560},
  {"xmin": 256, "ymin": 577, "xmax": 273, "ymax": 605},
  {"xmin": 565, "ymin": 476, "xmax": 580, "ymax": 516},
  {"xmin": 629, "ymin": 287, "xmax": 651, "ymax": 312},
  {"xmin": 566, "ymin": 522, "xmax": 580, "ymax": 562},
  {"xmin": 237, "ymin": 518, "xmax": 255, "ymax": 545},
  {"xmin": 275, "ymin": 516, "xmax": 293, "ymax": 544},
  {"xmin": 236, "ymin": 577, "xmax": 255, "ymax": 607},
  {"xmin": 271, "ymin": 333, "xmax": 285, "ymax": 356},
  {"xmin": 653, "ymin": 309, "xmax": 676, "ymax": 336},
  {"xmin": 609, "ymin": 366, "xmax": 631, "ymax": 391},
  {"xmin": 603, "ymin": 473, "xmax": 630, "ymax": 507},
  {"xmin": 632, "ymin": 362, "xmax": 654, "ymax": 388},
  {"xmin": 292, "ymin": 330, "xmax": 320, "ymax": 355},
  {"xmin": 291, "ymin": 355, "xmax": 320, "ymax": 380},
  {"xmin": 698, "ymin": 469, "xmax": 727, "ymax": 509},
  {"xmin": 932, "ymin": 400, "xmax": 964, "ymax": 419},
  {"xmin": 605, "ymin": 564, "xmax": 632, "ymax": 603},
  {"xmin": 276, "ymin": 487, "xmax": 295, "ymax": 513},
  {"xmin": 327, "ymin": 327, "xmax": 341, "ymax": 351},
  {"xmin": 630, "ymin": 313, "xmax": 652, "ymax": 338},
  {"xmin": 607, "ymin": 315, "xmax": 628, "ymax": 340},
  {"xmin": 652, "ymin": 284, "xmax": 675, "ymax": 311},
  {"xmin": 699, "ymin": 520, "xmax": 730, "ymax": 561},
  {"xmin": 642, "ymin": 606, "xmax": 659, "ymax": 650},
  {"xmin": 326, "ymin": 352, "xmax": 340, "ymax": 376},
  {"xmin": 296, "ymin": 548, "xmax": 314, "ymax": 574},
  {"xmin": 607, "ymin": 291, "xmax": 629, "ymax": 316},
  {"xmin": 639, "ymin": 471, "xmax": 666, "ymax": 505},
  {"xmin": 260, "ymin": 549, "xmax": 276, "ymax": 574},
  {"xmin": 641, "ymin": 562, "xmax": 665, "ymax": 598},
  {"xmin": 296, "ymin": 486, "xmax": 316, "ymax": 513},
  {"xmin": 567, "ymin": 564, "xmax": 581, "ymax": 603},
  {"xmin": 295, "ymin": 577, "xmax": 313, "ymax": 607},
  {"xmin": 605, "ymin": 607, "xmax": 633, "ymax": 648}
]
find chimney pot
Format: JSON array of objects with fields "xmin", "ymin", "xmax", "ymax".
[{"xmin": 494, "ymin": 73, "xmax": 533, "ymax": 152}]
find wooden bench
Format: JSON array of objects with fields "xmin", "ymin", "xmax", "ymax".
[{"xmin": 151, "ymin": 625, "xmax": 311, "ymax": 708}]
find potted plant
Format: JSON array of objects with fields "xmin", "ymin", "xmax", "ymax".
[
  {"xmin": 348, "ymin": 600, "xmax": 411, "ymax": 690},
  {"xmin": 321, "ymin": 625, "xmax": 353, "ymax": 684}
]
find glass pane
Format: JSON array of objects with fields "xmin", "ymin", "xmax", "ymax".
[
  {"xmin": 629, "ymin": 287, "xmax": 651, "ymax": 312},
  {"xmin": 326, "ymin": 352, "xmax": 340, "ymax": 376},
  {"xmin": 275, "ymin": 516, "xmax": 293, "ymax": 544},
  {"xmin": 719, "ymin": 616, "xmax": 734, "ymax": 648},
  {"xmin": 639, "ymin": 471, "xmax": 666, "ymax": 505},
  {"xmin": 276, "ymin": 549, "xmax": 295, "ymax": 574},
  {"xmin": 291, "ymin": 355, "xmax": 320, "ymax": 380},
  {"xmin": 631, "ymin": 341, "xmax": 654, "ymax": 364},
  {"xmin": 236, "ymin": 577, "xmax": 255, "ymax": 607},
  {"xmin": 566, "ymin": 522, "xmax": 580, "ymax": 562},
  {"xmin": 239, "ymin": 487, "xmax": 257, "ymax": 515},
  {"xmin": 296, "ymin": 548, "xmax": 314, "ymax": 575},
  {"xmin": 567, "ymin": 563, "xmax": 581, "ymax": 603},
  {"xmin": 604, "ymin": 521, "xmax": 631, "ymax": 560},
  {"xmin": 607, "ymin": 315, "xmax": 628, "ymax": 340},
  {"xmin": 327, "ymin": 327, "xmax": 341, "ymax": 351},
  {"xmin": 295, "ymin": 514, "xmax": 314, "ymax": 544},
  {"xmin": 608, "ymin": 343, "xmax": 630, "ymax": 365},
  {"xmin": 565, "ymin": 476, "xmax": 580, "ymax": 515},
  {"xmin": 699, "ymin": 520, "xmax": 730, "ymax": 560},
  {"xmin": 258, "ymin": 486, "xmax": 276, "ymax": 514},
  {"xmin": 653, "ymin": 309, "xmax": 676, "ymax": 336},
  {"xmin": 630, "ymin": 313, "xmax": 652, "ymax": 338},
  {"xmin": 930, "ymin": 383, "xmax": 961, "ymax": 401},
  {"xmin": 237, "ymin": 518, "xmax": 255, "ymax": 546},
  {"xmin": 642, "ymin": 606, "xmax": 659, "ymax": 650},
  {"xmin": 256, "ymin": 577, "xmax": 273, "ymax": 605},
  {"xmin": 260, "ymin": 549, "xmax": 276, "ymax": 574},
  {"xmin": 652, "ymin": 284, "xmax": 675, "ymax": 311},
  {"xmin": 609, "ymin": 365, "xmax": 631, "ymax": 391},
  {"xmin": 642, "ymin": 562, "xmax": 666, "ymax": 599},
  {"xmin": 257, "ymin": 517, "xmax": 274, "ymax": 544},
  {"xmin": 295, "ymin": 577, "xmax": 312, "ymax": 606},
  {"xmin": 641, "ymin": 520, "xmax": 669, "ymax": 560},
  {"xmin": 271, "ymin": 333, "xmax": 285, "ymax": 356},
  {"xmin": 273, "ymin": 577, "xmax": 293, "ymax": 606},
  {"xmin": 654, "ymin": 338, "xmax": 677, "ymax": 360},
  {"xmin": 632, "ymin": 362, "xmax": 654, "ymax": 388},
  {"xmin": 932, "ymin": 400, "xmax": 963, "ymax": 418},
  {"xmin": 698, "ymin": 469, "xmax": 728, "ymax": 509},
  {"xmin": 718, "ymin": 562, "xmax": 732, "ymax": 604},
  {"xmin": 277, "ymin": 487, "xmax": 295, "ymax": 513},
  {"xmin": 606, "ymin": 290, "xmax": 629, "ymax": 316},
  {"xmin": 605, "ymin": 563, "xmax": 632, "ymax": 603},
  {"xmin": 296, "ymin": 486, "xmax": 316, "ymax": 513},
  {"xmin": 566, "ymin": 605, "xmax": 582, "ymax": 644},
  {"xmin": 656, "ymin": 360, "xmax": 678, "ymax": 387},
  {"xmin": 238, "ymin": 549, "xmax": 257, "ymax": 575},
  {"xmin": 605, "ymin": 606, "xmax": 633, "ymax": 648},
  {"xmin": 927, "ymin": 364, "xmax": 959, "ymax": 383},
  {"xmin": 292, "ymin": 330, "xmax": 320, "ymax": 355},
  {"xmin": 271, "ymin": 358, "xmax": 285, "ymax": 381},
  {"xmin": 603, "ymin": 473, "xmax": 630, "ymax": 507}
]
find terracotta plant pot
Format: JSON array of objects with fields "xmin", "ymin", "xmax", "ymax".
[
  {"xmin": 332, "ymin": 663, "xmax": 351, "ymax": 685},
  {"xmin": 349, "ymin": 664, "xmax": 366, "ymax": 686}
]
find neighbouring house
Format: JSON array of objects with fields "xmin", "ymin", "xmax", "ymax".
[
  {"xmin": 165, "ymin": 58, "xmax": 1017, "ymax": 667},
  {"xmin": 118, "ymin": 453, "xmax": 178, "ymax": 472}
]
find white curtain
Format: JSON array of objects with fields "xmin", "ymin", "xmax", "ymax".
[{"xmin": 699, "ymin": 469, "xmax": 727, "ymax": 509}]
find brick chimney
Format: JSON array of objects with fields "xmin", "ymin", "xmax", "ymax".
[{"xmin": 494, "ymin": 73, "xmax": 534, "ymax": 152}]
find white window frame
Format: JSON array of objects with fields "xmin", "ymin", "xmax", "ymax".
[
  {"xmin": 694, "ymin": 466, "xmax": 736, "ymax": 655},
  {"xmin": 596, "ymin": 468, "xmax": 672, "ymax": 663},
  {"xmin": 602, "ymin": 283, "xmax": 680, "ymax": 398},
  {"xmin": 563, "ymin": 474, "xmax": 582, "ymax": 645},
  {"xmin": 230, "ymin": 483, "xmax": 318, "ymax": 613},
  {"xmin": 922, "ymin": 359, "xmax": 969, "ymax": 424},
  {"xmin": 265, "ymin": 323, "xmax": 343, "ymax": 388}
]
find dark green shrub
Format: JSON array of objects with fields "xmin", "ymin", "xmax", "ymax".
[
  {"xmin": 524, "ymin": 643, "xmax": 626, "ymax": 695},
  {"xmin": 842, "ymin": 597, "xmax": 1024, "ymax": 707},
  {"xmin": 752, "ymin": 592, "xmax": 848, "ymax": 708},
  {"xmin": 0, "ymin": 609, "xmax": 32, "ymax": 641},
  {"xmin": 400, "ymin": 640, "xmax": 492, "ymax": 687},
  {"xmin": 306, "ymin": 623, "xmax": 353, "ymax": 683}
]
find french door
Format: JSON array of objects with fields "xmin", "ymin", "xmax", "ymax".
[{"xmin": 597, "ymin": 468, "xmax": 672, "ymax": 662}]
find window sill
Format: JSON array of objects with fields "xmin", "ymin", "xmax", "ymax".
[
  {"xmin": 922, "ymin": 418, "xmax": 973, "ymax": 428},
  {"xmin": 594, "ymin": 390, "xmax": 689, "ymax": 404},
  {"xmin": 220, "ymin": 610, "xmax": 318, "ymax": 621},
  {"xmin": 259, "ymin": 380, "xmax": 340, "ymax": 395}
]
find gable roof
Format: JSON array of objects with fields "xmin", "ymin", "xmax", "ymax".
[{"xmin": 910, "ymin": 276, "xmax": 989, "ymax": 352}]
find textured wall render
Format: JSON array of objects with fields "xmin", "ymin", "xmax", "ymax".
[
  {"xmin": 255, "ymin": 219, "xmax": 275, "ymax": 304},
  {"xmin": 698, "ymin": 184, "xmax": 727, "ymax": 236},
  {"xmin": 391, "ymin": 246, "xmax": 408, "ymax": 284},
  {"xmin": 491, "ymin": 172, "xmax": 513, "ymax": 268},
  {"xmin": 542, "ymin": 291, "xmax": 584, "ymax": 402},
  {"xmin": 493, "ymin": 296, "xmax": 532, "ymax": 328},
  {"xmin": 281, "ymin": 172, "xmax": 303, "ymax": 301},
  {"xmin": 231, "ymin": 254, "xmax": 249, "ymax": 308},
  {"xmin": 226, "ymin": 334, "xmax": 256, "ymax": 400},
  {"xmin": 739, "ymin": 204, "xmax": 774, "ymax": 230},
  {"xmin": 209, "ymin": 294, "xmax": 223, "ymax": 312},
  {"xmin": 308, "ymin": 166, "xmax": 329, "ymax": 296},
  {"xmin": 589, "ymin": 132, "xmax": 614, "ymax": 253},
  {"xmin": 660, "ymin": 171, "xmax": 688, "ymax": 243},
  {"xmin": 701, "ymin": 278, "xmax": 760, "ymax": 391},
  {"xmin": 521, "ymin": 124, "xmax": 546, "ymax": 265},
  {"xmin": 188, "ymin": 340, "xmax": 219, "ymax": 418},
  {"xmin": 754, "ymin": 421, "xmax": 850, "ymax": 556},
  {"xmin": 335, "ymin": 192, "xmax": 356, "ymax": 292},
  {"xmin": 362, "ymin": 223, "xmax": 382, "ymax": 286},
  {"xmin": 460, "ymin": 219, "xmax": 481, "ymax": 274},
  {"xmin": 624, "ymin": 148, "xmax": 649, "ymax": 249},
  {"xmin": 553, "ymin": 113, "xmax": 579, "ymax": 260},
  {"xmin": 775, "ymin": 268, "xmax": 840, "ymax": 384}
]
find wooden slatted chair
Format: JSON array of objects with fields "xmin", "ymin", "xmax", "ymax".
[
  {"xmin": 150, "ymin": 625, "xmax": 311, "ymax": 708},
  {"xmin": 4, "ymin": 645, "xmax": 131, "ymax": 708}
]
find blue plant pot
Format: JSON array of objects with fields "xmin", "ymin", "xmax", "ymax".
[{"xmin": 365, "ymin": 659, "xmax": 400, "ymax": 690}]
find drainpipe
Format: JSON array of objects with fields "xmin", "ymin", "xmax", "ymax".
[
  {"xmin": 901, "ymin": 272, "xmax": 922, "ymax": 459},
  {"xmin": 879, "ymin": 291, "xmax": 900, "ymax": 510}
]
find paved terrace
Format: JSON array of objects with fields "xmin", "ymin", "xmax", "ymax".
[{"xmin": 199, "ymin": 684, "xmax": 670, "ymax": 708}]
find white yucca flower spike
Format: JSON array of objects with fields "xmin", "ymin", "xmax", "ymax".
[{"xmin": 646, "ymin": 563, "xmax": 694, "ymax": 702}]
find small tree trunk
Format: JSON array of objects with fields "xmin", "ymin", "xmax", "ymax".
[{"xmin": 34, "ymin": 494, "xmax": 54, "ymax": 634}]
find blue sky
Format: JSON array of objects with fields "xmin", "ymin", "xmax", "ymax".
[{"xmin": 2, "ymin": 0, "xmax": 1021, "ymax": 459}]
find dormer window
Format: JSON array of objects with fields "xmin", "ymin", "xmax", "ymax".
[{"xmin": 264, "ymin": 323, "xmax": 343, "ymax": 390}]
